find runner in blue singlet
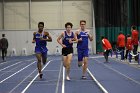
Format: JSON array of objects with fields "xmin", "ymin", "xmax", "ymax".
[
  {"xmin": 57, "ymin": 22, "xmax": 77, "ymax": 81},
  {"xmin": 32, "ymin": 22, "xmax": 52, "ymax": 79},
  {"xmin": 75, "ymin": 20, "xmax": 93, "ymax": 79}
]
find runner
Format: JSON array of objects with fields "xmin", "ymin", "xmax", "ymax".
[{"xmin": 32, "ymin": 22, "xmax": 52, "ymax": 79}]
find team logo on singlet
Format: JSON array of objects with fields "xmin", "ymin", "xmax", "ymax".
[
  {"xmin": 35, "ymin": 33, "xmax": 43, "ymax": 38},
  {"xmin": 65, "ymin": 38, "xmax": 72, "ymax": 40},
  {"xmin": 81, "ymin": 32, "xmax": 88, "ymax": 37}
]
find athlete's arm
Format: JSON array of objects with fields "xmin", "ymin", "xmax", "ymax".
[
  {"xmin": 57, "ymin": 32, "xmax": 66, "ymax": 48},
  {"xmin": 72, "ymin": 33, "xmax": 78, "ymax": 43},
  {"xmin": 102, "ymin": 39, "xmax": 105, "ymax": 45},
  {"xmin": 88, "ymin": 34, "xmax": 93, "ymax": 41},
  {"xmin": 46, "ymin": 32, "xmax": 52, "ymax": 42},
  {"xmin": 87, "ymin": 30, "xmax": 93, "ymax": 41},
  {"xmin": 40, "ymin": 32, "xmax": 52, "ymax": 42},
  {"xmin": 32, "ymin": 32, "xmax": 36, "ymax": 43},
  {"xmin": 75, "ymin": 30, "xmax": 82, "ymax": 42},
  {"xmin": 102, "ymin": 39, "xmax": 110, "ymax": 50}
]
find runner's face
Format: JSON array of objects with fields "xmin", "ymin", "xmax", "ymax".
[
  {"xmin": 38, "ymin": 24, "xmax": 44, "ymax": 32},
  {"xmin": 80, "ymin": 22, "xmax": 86, "ymax": 30},
  {"xmin": 66, "ymin": 25, "xmax": 72, "ymax": 32}
]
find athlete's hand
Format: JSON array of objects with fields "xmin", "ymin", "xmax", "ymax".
[
  {"xmin": 78, "ymin": 38, "xmax": 82, "ymax": 42},
  {"xmin": 62, "ymin": 44, "xmax": 66, "ymax": 48},
  {"xmin": 40, "ymin": 37, "xmax": 46, "ymax": 41},
  {"xmin": 69, "ymin": 38, "xmax": 73, "ymax": 43},
  {"xmin": 32, "ymin": 40, "xmax": 35, "ymax": 43},
  {"xmin": 86, "ymin": 32, "xmax": 93, "ymax": 41},
  {"xmin": 71, "ymin": 38, "xmax": 75, "ymax": 41}
]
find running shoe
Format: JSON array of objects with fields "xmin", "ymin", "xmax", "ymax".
[
  {"xmin": 39, "ymin": 73, "xmax": 43, "ymax": 79},
  {"xmin": 43, "ymin": 61, "xmax": 46, "ymax": 65},
  {"xmin": 81, "ymin": 76, "xmax": 87, "ymax": 79},
  {"xmin": 66, "ymin": 76, "xmax": 70, "ymax": 81},
  {"xmin": 78, "ymin": 62, "xmax": 82, "ymax": 67},
  {"xmin": 104, "ymin": 61, "xmax": 109, "ymax": 63},
  {"xmin": 43, "ymin": 58, "xmax": 48, "ymax": 65}
]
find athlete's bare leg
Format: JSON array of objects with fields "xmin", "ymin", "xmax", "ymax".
[
  {"xmin": 42, "ymin": 54, "xmax": 47, "ymax": 65},
  {"xmin": 62, "ymin": 56, "xmax": 67, "ymax": 67},
  {"xmin": 82, "ymin": 57, "xmax": 88, "ymax": 79},
  {"xmin": 36, "ymin": 53, "xmax": 43, "ymax": 78},
  {"xmin": 63, "ymin": 54, "xmax": 73, "ymax": 80}
]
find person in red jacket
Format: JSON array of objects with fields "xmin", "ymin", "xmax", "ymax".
[
  {"xmin": 101, "ymin": 36, "xmax": 112, "ymax": 62},
  {"xmin": 117, "ymin": 32, "xmax": 125, "ymax": 60},
  {"xmin": 131, "ymin": 25, "xmax": 139, "ymax": 61},
  {"xmin": 125, "ymin": 34, "xmax": 133, "ymax": 59}
]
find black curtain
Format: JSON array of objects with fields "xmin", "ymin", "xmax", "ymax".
[
  {"xmin": 130, "ymin": 0, "xmax": 140, "ymax": 26},
  {"xmin": 93, "ymin": 0, "xmax": 140, "ymax": 53},
  {"xmin": 93, "ymin": 0, "xmax": 140, "ymax": 27},
  {"xmin": 93, "ymin": 0, "xmax": 121, "ymax": 27}
]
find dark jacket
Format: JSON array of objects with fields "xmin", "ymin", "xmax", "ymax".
[{"xmin": 0, "ymin": 38, "xmax": 8, "ymax": 49}]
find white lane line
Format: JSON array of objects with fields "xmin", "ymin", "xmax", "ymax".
[
  {"xmin": 62, "ymin": 66, "xmax": 65, "ymax": 93},
  {"xmin": 0, "ymin": 63, "xmax": 25, "ymax": 77},
  {"xmin": 0, "ymin": 61, "xmax": 22, "ymax": 72},
  {"xmin": 55, "ymin": 61, "xmax": 63, "ymax": 93},
  {"xmin": 21, "ymin": 60, "xmax": 53, "ymax": 93},
  {"xmin": 89, "ymin": 56, "xmax": 104, "ymax": 59},
  {"xmin": 27, "ymin": 59, "xmax": 36, "ymax": 61},
  {"xmin": 0, "ymin": 60, "xmax": 18, "ymax": 65},
  {"xmin": 87, "ymin": 68, "xmax": 109, "ymax": 93},
  {"xmin": 94, "ymin": 59, "xmax": 140, "ymax": 85},
  {"xmin": 0, "ymin": 58, "xmax": 35, "ymax": 66},
  {"xmin": 9, "ymin": 68, "xmax": 37, "ymax": 93},
  {"xmin": 0, "ymin": 58, "xmax": 35, "ymax": 71},
  {"xmin": 0, "ymin": 61, "xmax": 36, "ymax": 84}
]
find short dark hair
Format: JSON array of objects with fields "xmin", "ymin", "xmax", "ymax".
[
  {"xmin": 80, "ymin": 20, "xmax": 86, "ymax": 24},
  {"xmin": 126, "ymin": 34, "xmax": 131, "ymax": 37},
  {"xmin": 132, "ymin": 25, "xmax": 136, "ymax": 30},
  {"xmin": 38, "ymin": 22, "xmax": 44, "ymax": 27},
  {"xmin": 2, "ymin": 34, "xmax": 5, "ymax": 37},
  {"xmin": 119, "ymin": 32, "xmax": 123, "ymax": 35},
  {"xmin": 101, "ymin": 36, "xmax": 104, "ymax": 39},
  {"xmin": 65, "ymin": 22, "xmax": 73, "ymax": 28}
]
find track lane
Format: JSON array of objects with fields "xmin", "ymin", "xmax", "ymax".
[{"xmin": 88, "ymin": 57, "xmax": 140, "ymax": 93}]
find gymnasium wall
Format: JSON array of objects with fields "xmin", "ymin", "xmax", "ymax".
[
  {"xmin": 0, "ymin": 0, "xmax": 96, "ymax": 56},
  {"xmin": 0, "ymin": 3, "xmax": 2, "ymax": 29},
  {"xmin": 0, "ymin": 0, "xmax": 92, "ymax": 30}
]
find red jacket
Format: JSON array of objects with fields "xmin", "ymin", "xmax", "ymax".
[
  {"xmin": 131, "ymin": 30, "xmax": 139, "ymax": 45},
  {"xmin": 102, "ymin": 38, "xmax": 112, "ymax": 50},
  {"xmin": 117, "ymin": 34, "xmax": 125, "ymax": 47},
  {"xmin": 126, "ymin": 37, "xmax": 133, "ymax": 50}
]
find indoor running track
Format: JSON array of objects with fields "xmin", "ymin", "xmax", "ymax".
[{"xmin": 0, "ymin": 55, "xmax": 140, "ymax": 93}]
